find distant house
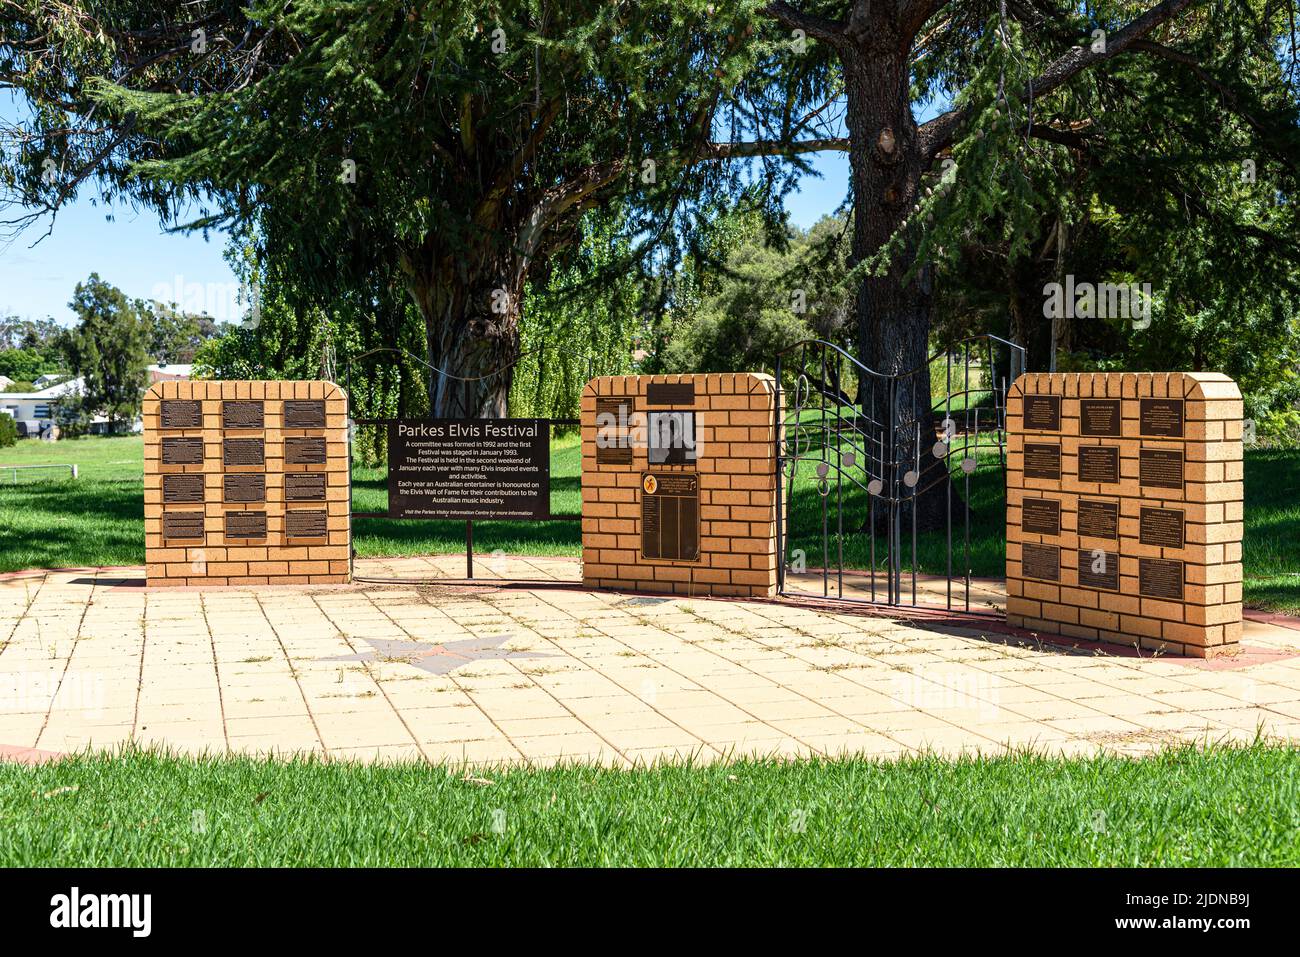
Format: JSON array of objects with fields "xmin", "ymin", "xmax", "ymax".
[
  {"xmin": 147, "ymin": 363, "xmax": 193, "ymax": 383},
  {"xmin": 0, "ymin": 376, "xmax": 144, "ymax": 437},
  {"xmin": 32, "ymin": 372, "xmax": 70, "ymax": 389},
  {"xmin": 0, "ymin": 375, "xmax": 13, "ymax": 391}
]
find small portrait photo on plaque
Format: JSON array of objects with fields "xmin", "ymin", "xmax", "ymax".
[{"xmin": 647, "ymin": 411, "xmax": 698, "ymax": 465}]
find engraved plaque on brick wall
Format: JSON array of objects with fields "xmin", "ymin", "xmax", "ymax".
[
  {"xmin": 646, "ymin": 382, "xmax": 695, "ymax": 406},
  {"xmin": 1077, "ymin": 548, "xmax": 1120, "ymax": 591},
  {"xmin": 1139, "ymin": 506, "xmax": 1185, "ymax": 548},
  {"xmin": 1021, "ymin": 542, "xmax": 1061, "ymax": 582},
  {"xmin": 160, "ymin": 400, "xmax": 202, "ymax": 429},
  {"xmin": 1024, "ymin": 443, "xmax": 1062, "ymax": 480},
  {"xmin": 1140, "ymin": 398, "xmax": 1184, "ymax": 437},
  {"xmin": 162, "ymin": 473, "xmax": 205, "ymax": 504},
  {"xmin": 1077, "ymin": 500, "xmax": 1119, "ymax": 540},
  {"xmin": 161, "ymin": 436, "xmax": 204, "ymax": 465},
  {"xmin": 641, "ymin": 472, "xmax": 700, "ymax": 561},
  {"xmin": 225, "ymin": 510, "xmax": 267, "ymax": 539},
  {"xmin": 595, "ymin": 397, "xmax": 634, "ymax": 465},
  {"xmin": 222, "ymin": 400, "xmax": 264, "ymax": 429},
  {"xmin": 162, "ymin": 510, "xmax": 205, "ymax": 540},
  {"xmin": 285, "ymin": 509, "xmax": 328, "ymax": 538},
  {"xmin": 284, "ymin": 399, "xmax": 326, "ymax": 429},
  {"xmin": 284, "ymin": 436, "xmax": 327, "ymax": 465},
  {"xmin": 285, "ymin": 473, "xmax": 328, "ymax": 501},
  {"xmin": 1139, "ymin": 448, "xmax": 1184, "ymax": 490},
  {"xmin": 223, "ymin": 437, "xmax": 265, "ymax": 466},
  {"xmin": 1079, "ymin": 445, "xmax": 1120, "ymax": 484},
  {"xmin": 1022, "ymin": 498, "xmax": 1061, "ymax": 536},
  {"xmin": 223, "ymin": 473, "xmax": 266, "ymax": 503},
  {"xmin": 1139, "ymin": 557, "xmax": 1184, "ymax": 600},
  {"xmin": 1079, "ymin": 399, "xmax": 1122, "ymax": 437},
  {"xmin": 1024, "ymin": 394, "xmax": 1061, "ymax": 431}
]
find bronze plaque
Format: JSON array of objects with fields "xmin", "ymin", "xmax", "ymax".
[
  {"xmin": 285, "ymin": 509, "xmax": 329, "ymax": 538},
  {"xmin": 161, "ymin": 510, "xmax": 205, "ymax": 540},
  {"xmin": 1139, "ymin": 506, "xmax": 1185, "ymax": 548},
  {"xmin": 1140, "ymin": 398, "xmax": 1184, "ymax": 437},
  {"xmin": 225, "ymin": 511, "xmax": 267, "ymax": 539},
  {"xmin": 1079, "ymin": 445, "xmax": 1120, "ymax": 484},
  {"xmin": 161, "ymin": 436, "xmax": 205, "ymax": 465},
  {"xmin": 1077, "ymin": 500, "xmax": 1119, "ymax": 540},
  {"xmin": 1024, "ymin": 443, "xmax": 1062, "ymax": 480},
  {"xmin": 1023, "ymin": 394, "xmax": 1061, "ymax": 432},
  {"xmin": 1139, "ymin": 448, "xmax": 1184, "ymax": 490},
  {"xmin": 646, "ymin": 382, "xmax": 695, "ymax": 406},
  {"xmin": 222, "ymin": 400, "xmax": 264, "ymax": 429},
  {"xmin": 284, "ymin": 399, "xmax": 326, "ymax": 429},
  {"xmin": 1077, "ymin": 548, "xmax": 1119, "ymax": 591},
  {"xmin": 641, "ymin": 472, "xmax": 700, "ymax": 561},
  {"xmin": 162, "ymin": 474, "xmax": 205, "ymax": 505},
  {"xmin": 285, "ymin": 473, "xmax": 328, "ymax": 501},
  {"xmin": 1021, "ymin": 542, "xmax": 1061, "ymax": 583},
  {"xmin": 223, "ymin": 473, "xmax": 266, "ymax": 503},
  {"xmin": 223, "ymin": 437, "xmax": 265, "ymax": 466},
  {"xmin": 1079, "ymin": 399, "xmax": 1122, "ymax": 437},
  {"xmin": 160, "ymin": 400, "xmax": 202, "ymax": 429},
  {"xmin": 1022, "ymin": 498, "xmax": 1061, "ymax": 536},
  {"xmin": 285, "ymin": 436, "xmax": 327, "ymax": 465},
  {"xmin": 1139, "ymin": 557, "xmax": 1184, "ymax": 600},
  {"xmin": 595, "ymin": 397, "xmax": 634, "ymax": 466}
]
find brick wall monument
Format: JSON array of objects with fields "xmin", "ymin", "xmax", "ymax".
[
  {"xmin": 1006, "ymin": 372, "xmax": 1243, "ymax": 658},
  {"xmin": 580, "ymin": 373, "xmax": 778, "ymax": 598},
  {"xmin": 144, "ymin": 380, "xmax": 351, "ymax": 586}
]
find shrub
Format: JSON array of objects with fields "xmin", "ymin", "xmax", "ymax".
[{"xmin": 0, "ymin": 414, "xmax": 16, "ymax": 448}]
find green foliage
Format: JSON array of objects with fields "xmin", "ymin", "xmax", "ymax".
[
  {"xmin": 60, "ymin": 274, "xmax": 151, "ymax": 433},
  {"xmin": 146, "ymin": 304, "xmax": 218, "ymax": 364},
  {"xmin": 0, "ymin": 414, "xmax": 16, "ymax": 448},
  {"xmin": 0, "ymin": 316, "xmax": 66, "ymax": 381}
]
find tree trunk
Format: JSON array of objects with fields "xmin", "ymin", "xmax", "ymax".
[{"xmin": 842, "ymin": 31, "xmax": 946, "ymax": 532}]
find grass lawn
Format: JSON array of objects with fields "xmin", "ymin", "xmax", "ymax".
[
  {"xmin": 2, "ymin": 743, "xmax": 1297, "ymax": 866},
  {"xmin": 1, "ymin": 433, "xmax": 1296, "ymax": 613}
]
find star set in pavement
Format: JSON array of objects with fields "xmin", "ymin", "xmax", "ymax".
[{"xmin": 321, "ymin": 633, "xmax": 553, "ymax": 675}]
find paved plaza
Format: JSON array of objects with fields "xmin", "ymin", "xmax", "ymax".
[{"xmin": 2, "ymin": 555, "xmax": 1299, "ymax": 767}]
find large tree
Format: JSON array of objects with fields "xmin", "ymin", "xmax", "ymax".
[
  {"xmin": 61, "ymin": 273, "xmax": 151, "ymax": 433},
  {"xmin": 0, "ymin": 0, "xmax": 842, "ymax": 415}
]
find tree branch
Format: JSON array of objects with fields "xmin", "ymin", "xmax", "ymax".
[{"xmin": 763, "ymin": 2, "xmax": 847, "ymax": 46}]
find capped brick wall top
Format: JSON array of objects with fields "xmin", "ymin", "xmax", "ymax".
[
  {"xmin": 580, "ymin": 373, "xmax": 778, "ymax": 598},
  {"xmin": 143, "ymin": 380, "xmax": 351, "ymax": 587},
  {"xmin": 1005, "ymin": 371, "xmax": 1242, "ymax": 658}
]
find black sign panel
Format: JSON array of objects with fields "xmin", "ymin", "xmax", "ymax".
[
  {"xmin": 1022, "ymin": 498, "xmax": 1061, "ymax": 536},
  {"xmin": 285, "ymin": 473, "xmax": 328, "ymax": 501},
  {"xmin": 648, "ymin": 411, "xmax": 698, "ymax": 465},
  {"xmin": 387, "ymin": 419, "xmax": 550, "ymax": 520},
  {"xmin": 161, "ymin": 511, "xmax": 205, "ymax": 540},
  {"xmin": 284, "ymin": 436, "xmax": 327, "ymax": 465},
  {"xmin": 1140, "ymin": 398, "xmax": 1184, "ymax": 437},
  {"xmin": 1077, "ymin": 500, "xmax": 1119, "ymax": 540},
  {"xmin": 161, "ymin": 436, "xmax": 204, "ymax": 465},
  {"xmin": 646, "ymin": 382, "xmax": 695, "ymax": 406},
  {"xmin": 223, "ymin": 473, "xmax": 266, "ymax": 503},
  {"xmin": 162, "ymin": 474, "xmax": 205, "ymax": 504},
  {"xmin": 1023, "ymin": 394, "xmax": 1061, "ymax": 431},
  {"xmin": 1079, "ymin": 399, "xmax": 1122, "ymax": 437},
  {"xmin": 1079, "ymin": 445, "xmax": 1120, "ymax": 484},
  {"xmin": 160, "ymin": 400, "xmax": 202, "ymax": 429},
  {"xmin": 1139, "ymin": 557, "xmax": 1184, "ymax": 600},
  {"xmin": 1021, "ymin": 542, "xmax": 1061, "ymax": 583},
  {"xmin": 284, "ymin": 400, "xmax": 326, "ymax": 429},
  {"xmin": 1077, "ymin": 548, "xmax": 1120, "ymax": 591},
  {"xmin": 223, "ymin": 437, "xmax": 265, "ymax": 466},
  {"xmin": 1139, "ymin": 448, "xmax": 1184, "ymax": 490},
  {"xmin": 225, "ymin": 511, "xmax": 267, "ymax": 539},
  {"xmin": 595, "ymin": 397, "xmax": 634, "ymax": 466},
  {"xmin": 1024, "ymin": 443, "xmax": 1062, "ymax": 480},
  {"xmin": 223, "ymin": 400, "xmax": 264, "ymax": 430},
  {"xmin": 1139, "ymin": 506, "xmax": 1185, "ymax": 548},
  {"xmin": 641, "ymin": 473, "xmax": 700, "ymax": 561},
  {"xmin": 285, "ymin": 510, "xmax": 328, "ymax": 538}
]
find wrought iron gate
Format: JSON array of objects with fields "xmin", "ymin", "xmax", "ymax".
[{"xmin": 774, "ymin": 335, "xmax": 1025, "ymax": 613}]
